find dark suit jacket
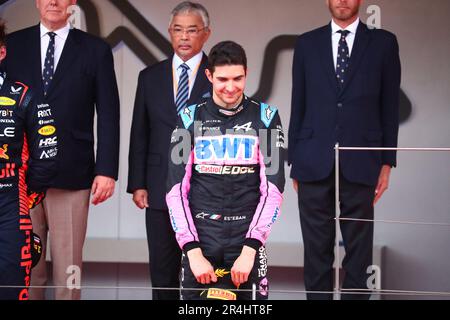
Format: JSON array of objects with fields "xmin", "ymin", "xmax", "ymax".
[
  {"xmin": 288, "ymin": 22, "xmax": 401, "ymax": 186},
  {"xmin": 127, "ymin": 54, "xmax": 211, "ymax": 209},
  {"xmin": 5, "ymin": 25, "xmax": 120, "ymax": 190}
]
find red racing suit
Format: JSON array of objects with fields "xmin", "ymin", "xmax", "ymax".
[{"xmin": 0, "ymin": 72, "xmax": 57, "ymax": 300}]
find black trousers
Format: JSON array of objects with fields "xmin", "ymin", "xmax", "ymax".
[
  {"xmin": 298, "ymin": 170, "xmax": 375, "ymax": 300},
  {"xmin": 146, "ymin": 208, "xmax": 182, "ymax": 300}
]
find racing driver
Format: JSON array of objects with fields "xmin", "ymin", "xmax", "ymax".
[
  {"xmin": 0, "ymin": 21, "xmax": 58, "ymax": 300},
  {"xmin": 166, "ymin": 41, "xmax": 285, "ymax": 300}
]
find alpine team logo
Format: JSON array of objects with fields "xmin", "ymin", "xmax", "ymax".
[{"xmin": 233, "ymin": 122, "xmax": 253, "ymax": 132}]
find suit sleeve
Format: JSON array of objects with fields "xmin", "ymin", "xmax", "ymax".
[
  {"xmin": 94, "ymin": 42, "xmax": 120, "ymax": 180},
  {"xmin": 127, "ymin": 71, "xmax": 149, "ymax": 193},
  {"xmin": 245, "ymin": 111, "xmax": 285, "ymax": 250},
  {"xmin": 381, "ymin": 35, "xmax": 401, "ymax": 167},
  {"xmin": 24, "ymin": 91, "xmax": 58, "ymax": 193},
  {"xmin": 165, "ymin": 117, "xmax": 199, "ymax": 253},
  {"xmin": 288, "ymin": 37, "xmax": 306, "ymax": 165}
]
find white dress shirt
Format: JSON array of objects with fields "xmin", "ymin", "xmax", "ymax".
[
  {"xmin": 40, "ymin": 23, "xmax": 71, "ymax": 74},
  {"xmin": 331, "ymin": 18, "xmax": 360, "ymax": 70},
  {"xmin": 172, "ymin": 51, "xmax": 203, "ymax": 101}
]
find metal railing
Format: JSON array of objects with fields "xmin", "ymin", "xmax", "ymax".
[{"xmin": 333, "ymin": 144, "xmax": 450, "ymax": 300}]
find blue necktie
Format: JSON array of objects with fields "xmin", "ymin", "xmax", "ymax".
[
  {"xmin": 336, "ymin": 30, "xmax": 350, "ymax": 87},
  {"xmin": 43, "ymin": 32, "xmax": 56, "ymax": 96},
  {"xmin": 176, "ymin": 63, "xmax": 190, "ymax": 113}
]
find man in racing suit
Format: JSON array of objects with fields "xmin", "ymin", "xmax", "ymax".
[
  {"xmin": 0, "ymin": 22, "xmax": 57, "ymax": 300},
  {"xmin": 166, "ymin": 41, "xmax": 285, "ymax": 300}
]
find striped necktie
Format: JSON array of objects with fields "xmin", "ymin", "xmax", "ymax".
[
  {"xmin": 176, "ymin": 63, "xmax": 190, "ymax": 113},
  {"xmin": 43, "ymin": 32, "xmax": 56, "ymax": 96}
]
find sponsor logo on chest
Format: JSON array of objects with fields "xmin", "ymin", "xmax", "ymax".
[{"xmin": 194, "ymin": 134, "xmax": 258, "ymax": 163}]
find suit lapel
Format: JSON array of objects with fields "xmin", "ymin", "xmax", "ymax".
[
  {"xmin": 46, "ymin": 28, "xmax": 80, "ymax": 97},
  {"xmin": 30, "ymin": 25, "xmax": 45, "ymax": 98},
  {"xmin": 188, "ymin": 53, "xmax": 209, "ymax": 105},
  {"xmin": 339, "ymin": 22, "xmax": 371, "ymax": 96},
  {"xmin": 162, "ymin": 58, "xmax": 178, "ymax": 122},
  {"xmin": 318, "ymin": 24, "xmax": 339, "ymax": 95}
]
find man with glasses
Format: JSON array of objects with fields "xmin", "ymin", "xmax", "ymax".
[{"xmin": 128, "ymin": 1, "xmax": 212, "ymax": 300}]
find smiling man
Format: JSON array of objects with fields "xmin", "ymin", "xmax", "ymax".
[
  {"xmin": 5, "ymin": 0, "xmax": 120, "ymax": 300},
  {"xmin": 166, "ymin": 41, "xmax": 286, "ymax": 300},
  {"xmin": 128, "ymin": 1, "xmax": 212, "ymax": 300}
]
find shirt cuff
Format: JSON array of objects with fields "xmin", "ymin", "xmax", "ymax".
[
  {"xmin": 244, "ymin": 238, "xmax": 262, "ymax": 251},
  {"xmin": 183, "ymin": 241, "xmax": 201, "ymax": 254}
]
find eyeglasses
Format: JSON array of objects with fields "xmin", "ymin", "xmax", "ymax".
[{"xmin": 170, "ymin": 27, "xmax": 207, "ymax": 37}]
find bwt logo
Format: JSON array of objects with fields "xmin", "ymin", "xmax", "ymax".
[
  {"xmin": 194, "ymin": 135, "xmax": 258, "ymax": 163},
  {"xmin": 171, "ymin": 127, "xmax": 283, "ymax": 175}
]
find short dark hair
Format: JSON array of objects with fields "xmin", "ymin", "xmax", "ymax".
[
  {"xmin": 0, "ymin": 20, "xmax": 6, "ymax": 47},
  {"xmin": 207, "ymin": 41, "xmax": 247, "ymax": 73}
]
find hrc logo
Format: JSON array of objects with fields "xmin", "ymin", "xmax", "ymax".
[{"xmin": 194, "ymin": 135, "xmax": 258, "ymax": 163}]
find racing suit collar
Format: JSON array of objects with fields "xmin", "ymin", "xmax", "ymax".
[{"xmin": 209, "ymin": 95, "xmax": 248, "ymax": 118}]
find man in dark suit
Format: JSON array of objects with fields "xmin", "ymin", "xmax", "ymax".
[
  {"xmin": 4, "ymin": 0, "xmax": 120, "ymax": 300},
  {"xmin": 127, "ymin": 1, "xmax": 211, "ymax": 300},
  {"xmin": 289, "ymin": 0, "xmax": 400, "ymax": 299}
]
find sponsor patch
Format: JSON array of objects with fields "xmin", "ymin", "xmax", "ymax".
[
  {"xmin": 206, "ymin": 288, "xmax": 237, "ymax": 301},
  {"xmin": 233, "ymin": 122, "xmax": 253, "ymax": 132},
  {"xmin": 38, "ymin": 125, "xmax": 56, "ymax": 136},
  {"xmin": 266, "ymin": 207, "xmax": 280, "ymax": 228},
  {"xmin": 0, "ymin": 163, "xmax": 15, "ymax": 179},
  {"xmin": 195, "ymin": 164, "xmax": 256, "ymax": 175},
  {"xmin": 180, "ymin": 104, "xmax": 197, "ymax": 129},
  {"xmin": 259, "ymin": 277, "xmax": 269, "ymax": 296},
  {"xmin": 38, "ymin": 119, "xmax": 54, "ymax": 126},
  {"xmin": 194, "ymin": 135, "xmax": 258, "ymax": 163},
  {"xmin": 0, "ymin": 96, "xmax": 16, "ymax": 106},
  {"xmin": 224, "ymin": 215, "xmax": 247, "ymax": 221},
  {"xmin": 0, "ymin": 144, "xmax": 9, "ymax": 160},
  {"xmin": 39, "ymin": 147, "xmax": 58, "ymax": 159},
  {"xmin": 195, "ymin": 212, "xmax": 222, "ymax": 220},
  {"xmin": 260, "ymin": 103, "xmax": 278, "ymax": 128},
  {"xmin": 0, "ymin": 110, "xmax": 13, "ymax": 117},
  {"xmin": 37, "ymin": 109, "xmax": 52, "ymax": 118},
  {"xmin": 0, "ymin": 127, "xmax": 15, "ymax": 138},
  {"xmin": 10, "ymin": 86, "xmax": 22, "ymax": 95},
  {"xmin": 258, "ymin": 246, "xmax": 268, "ymax": 278},
  {"xmin": 169, "ymin": 209, "xmax": 179, "ymax": 232},
  {"xmin": 39, "ymin": 137, "xmax": 57, "ymax": 148},
  {"xmin": 214, "ymin": 269, "xmax": 231, "ymax": 278}
]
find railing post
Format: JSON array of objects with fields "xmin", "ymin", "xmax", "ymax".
[{"xmin": 334, "ymin": 143, "xmax": 341, "ymax": 300}]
